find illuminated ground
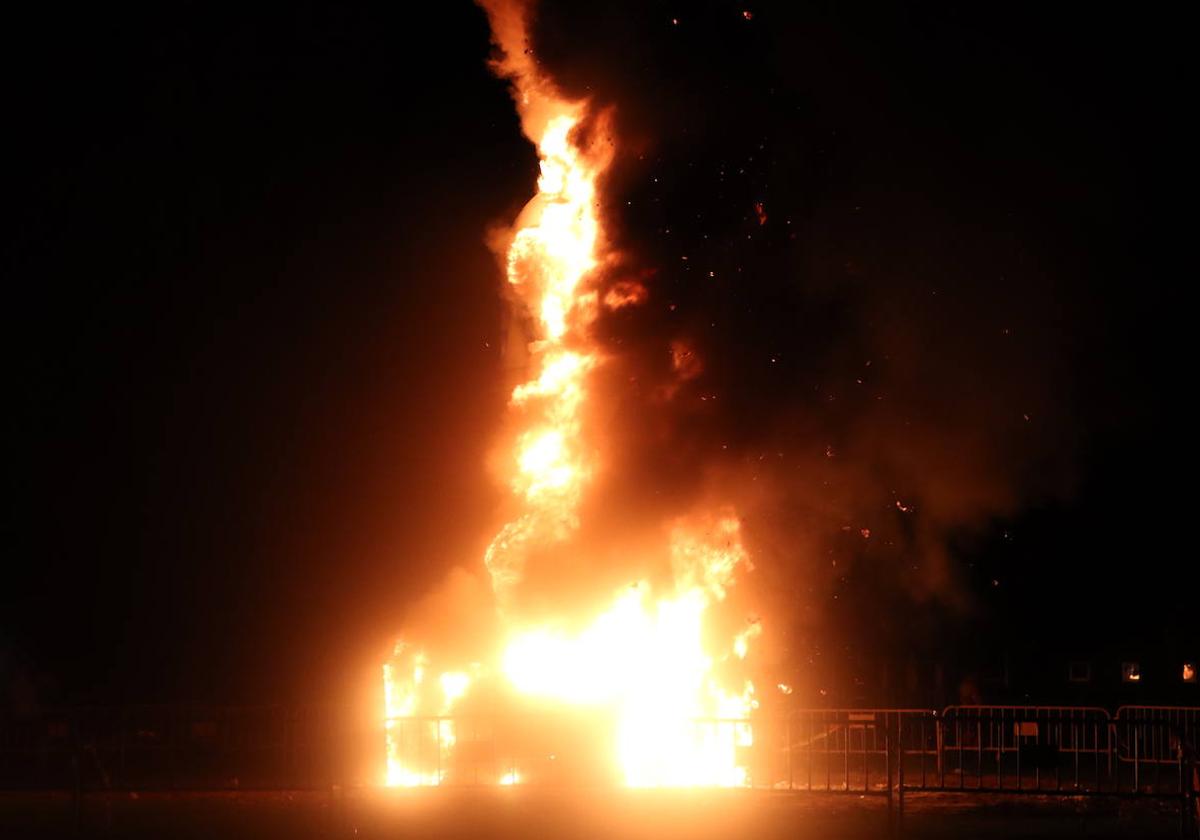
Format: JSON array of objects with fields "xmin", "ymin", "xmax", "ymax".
[{"xmin": 0, "ymin": 789, "xmax": 1187, "ymax": 839}]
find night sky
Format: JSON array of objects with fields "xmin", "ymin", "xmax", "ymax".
[{"xmin": 4, "ymin": 2, "xmax": 1192, "ymax": 708}]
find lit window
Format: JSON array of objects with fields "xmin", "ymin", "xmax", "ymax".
[
  {"xmin": 1184, "ymin": 663, "xmax": 1196, "ymax": 683},
  {"xmin": 1122, "ymin": 662, "xmax": 1141, "ymax": 683},
  {"xmin": 1068, "ymin": 661, "xmax": 1091, "ymax": 683}
]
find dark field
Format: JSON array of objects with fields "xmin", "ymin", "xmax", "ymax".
[{"xmin": 0, "ymin": 789, "xmax": 1187, "ymax": 839}]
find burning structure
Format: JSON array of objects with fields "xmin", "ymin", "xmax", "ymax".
[{"xmin": 382, "ymin": 0, "xmax": 761, "ymax": 788}]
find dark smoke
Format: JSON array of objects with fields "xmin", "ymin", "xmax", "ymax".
[{"xmin": 519, "ymin": 1, "xmax": 1155, "ymax": 685}]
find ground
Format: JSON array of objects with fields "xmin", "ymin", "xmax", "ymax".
[{"xmin": 0, "ymin": 789, "xmax": 1189, "ymax": 839}]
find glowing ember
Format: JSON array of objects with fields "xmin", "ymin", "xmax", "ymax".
[{"xmin": 382, "ymin": 0, "xmax": 759, "ymax": 788}]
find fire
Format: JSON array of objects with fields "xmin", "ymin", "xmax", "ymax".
[
  {"xmin": 502, "ymin": 518, "xmax": 757, "ymax": 787},
  {"xmin": 382, "ymin": 0, "xmax": 759, "ymax": 788}
]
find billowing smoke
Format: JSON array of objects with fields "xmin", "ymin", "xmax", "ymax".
[
  {"xmin": 515, "ymin": 3, "xmax": 1083, "ymax": 671},
  {"xmin": 392, "ymin": 2, "xmax": 1084, "ymax": 706}
]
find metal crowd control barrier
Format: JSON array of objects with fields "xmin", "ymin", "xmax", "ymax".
[
  {"xmin": 1116, "ymin": 707, "xmax": 1200, "ymax": 764},
  {"xmin": 4, "ymin": 704, "xmax": 1198, "ymax": 836},
  {"xmin": 774, "ymin": 709, "xmax": 914, "ymax": 793},
  {"xmin": 931, "ymin": 706, "xmax": 1114, "ymax": 792},
  {"xmin": 891, "ymin": 706, "xmax": 1199, "ymax": 838},
  {"xmin": 385, "ymin": 714, "xmax": 766, "ymax": 788},
  {"xmin": 0, "ymin": 704, "xmax": 353, "ymax": 791},
  {"xmin": 383, "ymin": 710, "xmax": 916, "ymax": 794}
]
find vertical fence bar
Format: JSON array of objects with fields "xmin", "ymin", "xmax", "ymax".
[
  {"xmin": 997, "ymin": 716, "xmax": 1004, "ymax": 791},
  {"xmin": 1054, "ymin": 719, "xmax": 1061, "ymax": 792},
  {"xmin": 897, "ymin": 715, "xmax": 905, "ymax": 837},
  {"xmin": 920, "ymin": 716, "xmax": 927, "ymax": 788},
  {"xmin": 938, "ymin": 717, "xmax": 945, "ymax": 789},
  {"xmin": 825, "ymin": 720, "xmax": 830, "ymax": 791},
  {"xmin": 885, "ymin": 719, "xmax": 893, "ymax": 835},
  {"xmin": 1018, "ymin": 711, "xmax": 1024, "ymax": 790},
  {"xmin": 976, "ymin": 718, "xmax": 983, "ymax": 790},
  {"xmin": 957, "ymin": 717, "xmax": 964, "ymax": 790},
  {"xmin": 1134, "ymin": 723, "xmax": 1140, "ymax": 793},
  {"xmin": 787, "ymin": 715, "xmax": 794, "ymax": 791},
  {"xmin": 1154, "ymin": 721, "xmax": 1163, "ymax": 792},
  {"xmin": 844, "ymin": 719, "xmax": 850, "ymax": 792},
  {"xmin": 1073, "ymin": 719, "xmax": 1080, "ymax": 790},
  {"xmin": 864, "ymin": 725, "xmax": 870, "ymax": 792},
  {"xmin": 1032, "ymin": 710, "xmax": 1039, "ymax": 791},
  {"xmin": 1178, "ymin": 745, "xmax": 1186, "ymax": 837},
  {"xmin": 807, "ymin": 714, "xmax": 813, "ymax": 791},
  {"xmin": 1188, "ymin": 751, "xmax": 1198, "ymax": 839},
  {"xmin": 1107, "ymin": 719, "xmax": 1114, "ymax": 789}
]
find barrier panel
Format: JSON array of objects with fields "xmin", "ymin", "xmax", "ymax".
[
  {"xmin": 4, "ymin": 704, "xmax": 1197, "ymax": 803},
  {"xmin": 776, "ymin": 709, "xmax": 922, "ymax": 794},
  {"xmin": 383, "ymin": 710, "xmax": 932, "ymax": 795},
  {"xmin": 904, "ymin": 706, "xmax": 1199, "ymax": 837},
  {"xmin": 1116, "ymin": 707, "xmax": 1200, "ymax": 764},
  {"xmin": 930, "ymin": 706, "xmax": 1115, "ymax": 792},
  {"xmin": 0, "ymin": 705, "xmax": 352, "ymax": 791},
  {"xmin": 882, "ymin": 706, "xmax": 1199, "ymax": 838},
  {"xmin": 384, "ymin": 714, "xmax": 762, "ymax": 788}
]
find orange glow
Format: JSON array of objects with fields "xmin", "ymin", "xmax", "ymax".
[
  {"xmin": 501, "ymin": 517, "xmax": 757, "ymax": 786},
  {"xmin": 603, "ymin": 279, "xmax": 649, "ymax": 310},
  {"xmin": 382, "ymin": 0, "xmax": 759, "ymax": 788}
]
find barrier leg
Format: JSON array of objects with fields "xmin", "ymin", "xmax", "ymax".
[
  {"xmin": 898, "ymin": 723, "xmax": 906, "ymax": 838},
  {"xmin": 886, "ymin": 725, "xmax": 894, "ymax": 836}
]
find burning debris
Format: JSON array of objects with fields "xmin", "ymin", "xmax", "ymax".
[{"xmin": 383, "ymin": 0, "xmax": 760, "ymax": 788}]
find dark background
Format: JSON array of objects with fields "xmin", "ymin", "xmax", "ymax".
[{"xmin": 3, "ymin": 1, "xmax": 1192, "ymax": 707}]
